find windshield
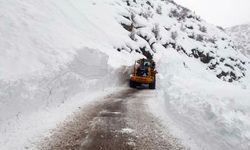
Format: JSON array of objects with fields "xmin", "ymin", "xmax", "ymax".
[{"xmin": 136, "ymin": 59, "xmax": 151, "ymax": 67}]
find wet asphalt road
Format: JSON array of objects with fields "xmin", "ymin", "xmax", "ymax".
[{"xmin": 41, "ymin": 88, "xmax": 185, "ymax": 150}]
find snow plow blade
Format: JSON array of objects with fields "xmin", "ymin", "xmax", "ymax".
[{"xmin": 130, "ymin": 75, "xmax": 153, "ymax": 84}]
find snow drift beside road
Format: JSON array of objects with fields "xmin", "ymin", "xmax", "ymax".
[
  {"xmin": 0, "ymin": 0, "xmax": 140, "ymax": 149},
  {"xmin": 150, "ymin": 49, "xmax": 250, "ymax": 150},
  {"xmin": 0, "ymin": 47, "xmax": 132, "ymax": 149}
]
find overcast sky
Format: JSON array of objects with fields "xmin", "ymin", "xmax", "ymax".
[{"xmin": 174, "ymin": 0, "xmax": 250, "ymax": 27}]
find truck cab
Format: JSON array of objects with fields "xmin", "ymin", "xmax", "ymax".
[{"xmin": 130, "ymin": 58, "xmax": 156, "ymax": 89}]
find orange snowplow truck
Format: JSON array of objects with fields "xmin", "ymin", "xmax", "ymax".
[{"xmin": 130, "ymin": 58, "xmax": 157, "ymax": 89}]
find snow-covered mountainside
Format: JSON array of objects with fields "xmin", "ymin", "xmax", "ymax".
[
  {"xmin": 115, "ymin": 0, "xmax": 248, "ymax": 82},
  {"xmin": 227, "ymin": 24, "xmax": 250, "ymax": 58},
  {"xmin": 0, "ymin": 0, "xmax": 250, "ymax": 150}
]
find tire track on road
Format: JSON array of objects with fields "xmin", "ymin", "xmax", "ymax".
[{"xmin": 40, "ymin": 88, "xmax": 185, "ymax": 150}]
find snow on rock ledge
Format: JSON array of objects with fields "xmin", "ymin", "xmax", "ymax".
[{"xmin": 114, "ymin": 0, "xmax": 249, "ymax": 82}]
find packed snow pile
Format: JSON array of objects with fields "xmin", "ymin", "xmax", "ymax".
[
  {"xmin": 152, "ymin": 50, "xmax": 250, "ymax": 150},
  {"xmin": 226, "ymin": 24, "xmax": 250, "ymax": 58},
  {"xmin": 0, "ymin": 0, "xmax": 140, "ymax": 149}
]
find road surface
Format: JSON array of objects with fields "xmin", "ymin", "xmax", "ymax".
[{"xmin": 41, "ymin": 88, "xmax": 185, "ymax": 150}]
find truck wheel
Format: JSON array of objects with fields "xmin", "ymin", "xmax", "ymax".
[
  {"xmin": 130, "ymin": 80, "xmax": 136, "ymax": 88},
  {"xmin": 149, "ymin": 77, "xmax": 156, "ymax": 89}
]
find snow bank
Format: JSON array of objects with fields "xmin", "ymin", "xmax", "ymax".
[
  {"xmin": 152, "ymin": 49, "xmax": 250, "ymax": 150},
  {"xmin": 0, "ymin": 0, "xmax": 140, "ymax": 149},
  {"xmin": 0, "ymin": 47, "xmax": 133, "ymax": 149},
  {"xmin": 0, "ymin": 0, "xmax": 140, "ymax": 80}
]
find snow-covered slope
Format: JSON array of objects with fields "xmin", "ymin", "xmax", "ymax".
[
  {"xmin": 151, "ymin": 50, "xmax": 250, "ymax": 150},
  {"xmin": 0, "ymin": 0, "xmax": 140, "ymax": 149},
  {"xmin": 115, "ymin": 0, "xmax": 248, "ymax": 82},
  {"xmin": 227, "ymin": 24, "xmax": 250, "ymax": 58},
  {"xmin": 0, "ymin": 0, "xmax": 250, "ymax": 149}
]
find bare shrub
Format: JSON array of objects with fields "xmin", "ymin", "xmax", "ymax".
[
  {"xmin": 207, "ymin": 37, "xmax": 216, "ymax": 44},
  {"xmin": 169, "ymin": 7, "xmax": 189, "ymax": 21},
  {"xmin": 126, "ymin": 0, "xmax": 130, "ymax": 6},
  {"xmin": 171, "ymin": 31, "xmax": 178, "ymax": 40},
  {"xmin": 146, "ymin": 1, "xmax": 154, "ymax": 8},
  {"xmin": 131, "ymin": 13, "xmax": 136, "ymax": 23},
  {"xmin": 196, "ymin": 34, "xmax": 204, "ymax": 42},
  {"xmin": 140, "ymin": 10, "xmax": 153, "ymax": 19},
  {"xmin": 156, "ymin": 5, "xmax": 162, "ymax": 15},
  {"xmin": 129, "ymin": 31, "xmax": 136, "ymax": 41},
  {"xmin": 180, "ymin": 24, "xmax": 186, "ymax": 32},
  {"xmin": 152, "ymin": 24, "xmax": 160, "ymax": 40},
  {"xmin": 185, "ymin": 25, "xmax": 193, "ymax": 30},
  {"xmin": 178, "ymin": 8, "xmax": 189, "ymax": 20},
  {"xmin": 199, "ymin": 25, "xmax": 207, "ymax": 33},
  {"xmin": 196, "ymin": 16, "xmax": 201, "ymax": 21},
  {"xmin": 121, "ymin": 23, "xmax": 133, "ymax": 32},
  {"xmin": 188, "ymin": 33, "xmax": 195, "ymax": 39},
  {"xmin": 169, "ymin": 9, "xmax": 179, "ymax": 18}
]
